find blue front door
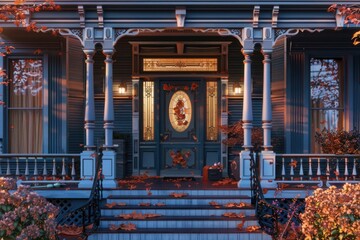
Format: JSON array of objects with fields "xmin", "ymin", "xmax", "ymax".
[{"xmin": 159, "ymin": 80, "xmax": 204, "ymax": 177}]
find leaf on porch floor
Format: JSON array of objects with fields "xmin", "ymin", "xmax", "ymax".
[
  {"xmin": 222, "ymin": 212, "xmax": 245, "ymax": 218},
  {"xmin": 169, "ymin": 192, "xmax": 188, "ymax": 198},
  {"xmin": 224, "ymin": 202, "xmax": 249, "ymax": 208},
  {"xmin": 211, "ymin": 178, "xmax": 238, "ymax": 186},
  {"xmin": 128, "ymin": 184, "xmax": 137, "ymax": 190},
  {"xmin": 209, "ymin": 201, "xmax": 220, "ymax": 206},
  {"xmin": 155, "ymin": 202, "xmax": 166, "ymax": 207},
  {"xmin": 262, "ymin": 188, "xmax": 269, "ymax": 194},
  {"xmin": 109, "ymin": 223, "xmax": 137, "ymax": 231},
  {"xmin": 138, "ymin": 202, "xmax": 151, "ymax": 207},
  {"xmin": 237, "ymin": 220, "xmax": 245, "ymax": 230},
  {"xmin": 277, "ymin": 183, "xmax": 290, "ymax": 189},
  {"xmin": 57, "ymin": 224, "xmax": 83, "ymax": 236},
  {"xmin": 245, "ymin": 225, "xmax": 261, "ymax": 232},
  {"xmin": 105, "ymin": 202, "xmax": 117, "ymax": 208},
  {"xmin": 116, "ymin": 211, "xmax": 161, "ymax": 220},
  {"xmin": 117, "ymin": 202, "xmax": 127, "ymax": 206},
  {"xmin": 295, "ymin": 184, "xmax": 305, "ymax": 188}
]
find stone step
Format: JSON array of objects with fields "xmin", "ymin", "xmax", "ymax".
[
  {"xmin": 106, "ymin": 195, "xmax": 252, "ymax": 205},
  {"xmin": 107, "ymin": 189, "xmax": 252, "ymax": 196},
  {"xmin": 88, "ymin": 228, "xmax": 272, "ymax": 240},
  {"xmin": 100, "ymin": 216, "xmax": 258, "ymax": 228},
  {"xmin": 101, "ymin": 205, "xmax": 255, "ymax": 216}
]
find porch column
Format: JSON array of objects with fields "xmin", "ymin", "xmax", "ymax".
[
  {"xmin": 238, "ymin": 47, "xmax": 254, "ymax": 188},
  {"xmin": 262, "ymin": 51, "xmax": 272, "ymax": 150},
  {"xmin": 260, "ymin": 27, "xmax": 276, "ymax": 188},
  {"xmin": 101, "ymin": 48, "xmax": 117, "ymax": 188},
  {"xmin": 84, "ymin": 49, "xmax": 96, "ymax": 149},
  {"xmin": 79, "ymin": 48, "xmax": 96, "ymax": 188},
  {"xmin": 103, "ymin": 50, "xmax": 114, "ymax": 148}
]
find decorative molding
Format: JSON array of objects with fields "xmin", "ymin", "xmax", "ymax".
[
  {"xmin": 272, "ymin": 6, "xmax": 279, "ymax": 28},
  {"xmin": 176, "ymin": 7, "xmax": 186, "ymax": 28},
  {"xmin": 78, "ymin": 6, "xmax": 85, "ymax": 28},
  {"xmin": 193, "ymin": 28, "xmax": 243, "ymax": 46},
  {"xmin": 97, "ymin": 6, "xmax": 104, "ymax": 28},
  {"xmin": 39, "ymin": 28, "xmax": 84, "ymax": 46},
  {"xmin": 273, "ymin": 28, "xmax": 324, "ymax": 46},
  {"xmin": 143, "ymin": 58, "xmax": 218, "ymax": 72},
  {"xmin": 253, "ymin": 6, "xmax": 260, "ymax": 28},
  {"xmin": 114, "ymin": 28, "xmax": 165, "ymax": 45}
]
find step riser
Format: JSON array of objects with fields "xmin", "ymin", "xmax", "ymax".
[
  {"xmin": 107, "ymin": 190, "xmax": 251, "ymax": 196},
  {"xmin": 101, "ymin": 209, "xmax": 255, "ymax": 216},
  {"xmin": 100, "ymin": 220, "xmax": 258, "ymax": 228},
  {"xmin": 107, "ymin": 199, "xmax": 251, "ymax": 205},
  {"xmin": 89, "ymin": 233, "xmax": 272, "ymax": 240}
]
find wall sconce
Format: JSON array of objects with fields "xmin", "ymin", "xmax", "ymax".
[
  {"xmin": 233, "ymin": 82, "xmax": 242, "ymax": 95},
  {"xmin": 118, "ymin": 82, "xmax": 127, "ymax": 94}
]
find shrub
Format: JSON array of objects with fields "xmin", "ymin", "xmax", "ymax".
[
  {"xmin": 300, "ymin": 183, "xmax": 360, "ymax": 240},
  {"xmin": 314, "ymin": 128, "xmax": 360, "ymax": 154},
  {"xmin": 0, "ymin": 177, "xmax": 59, "ymax": 240}
]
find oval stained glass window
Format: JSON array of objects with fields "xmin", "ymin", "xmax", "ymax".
[{"xmin": 169, "ymin": 90, "xmax": 192, "ymax": 132}]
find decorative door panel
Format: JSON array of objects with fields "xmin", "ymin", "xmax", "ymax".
[{"xmin": 160, "ymin": 81, "xmax": 203, "ymax": 176}]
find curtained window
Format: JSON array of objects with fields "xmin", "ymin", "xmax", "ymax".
[
  {"xmin": 310, "ymin": 58, "xmax": 344, "ymax": 153},
  {"xmin": 8, "ymin": 59, "xmax": 43, "ymax": 153}
]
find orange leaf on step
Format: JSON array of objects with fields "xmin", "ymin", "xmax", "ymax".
[
  {"xmin": 169, "ymin": 192, "xmax": 188, "ymax": 198},
  {"xmin": 155, "ymin": 202, "xmax": 166, "ymax": 207},
  {"xmin": 117, "ymin": 202, "xmax": 127, "ymax": 206},
  {"xmin": 246, "ymin": 225, "xmax": 261, "ymax": 232},
  {"xmin": 237, "ymin": 220, "xmax": 245, "ymax": 230},
  {"xmin": 105, "ymin": 202, "xmax": 117, "ymax": 208},
  {"xmin": 139, "ymin": 202, "xmax": 151, "ymax": 207},
  {"xmin": 209, "ymin": 201, "xmax": 220, "ymax": 206},
  {"xmin": 120, "ymin": 223, "xmax": 137, "ymax": 231},
  {"xmin": 128, "ymin": 184, "xmax": 137, "ymax": 190}
]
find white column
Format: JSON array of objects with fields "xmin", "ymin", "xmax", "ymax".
[
  {"xmin": 262, "ymin": 51, "xmax": 272, "ymax": 150},
  {"xmin": 239, "ymin": 49, "xmax": 253, "ymax": 188},
  {"xmin": 260, "ymin": 45, "xmax": 276, "ymax": 188},
  {"xmin": 79, "ymin": 49, "xmax": 96, "ymax": 188},
  {"xmin": 103, "ymin": 50, "xmax": 114, "ymax": 148},
  {"xmin": 84, "ymin": 49, "xmax": 96, "ymax": 149},
  {"xmin": 242, "ymin": 50, "xmax": 253, "ymax": 150}
]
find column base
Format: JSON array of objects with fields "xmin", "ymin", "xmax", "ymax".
[
  {"xmin": 78, "ymin": 150, "xmax": 97, "ymax": 189},
  {"xmin": 260, "ymin": 150, "xmax": 277, "ymax": 188},
  {"xmin": 102, "ymin": 150, "xmax": 118, "ymax": 188},
  {"xmin": 237, "ymin": 150, "xmax": 253, "ymax": 189}
]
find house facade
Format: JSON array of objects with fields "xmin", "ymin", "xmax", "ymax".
[{"xmin": 0, "ymin": 0, "xmax": 359, "ymax": 188}]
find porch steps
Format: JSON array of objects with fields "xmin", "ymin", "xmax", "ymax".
[{"xmin": 88, "ymin": 189, "xmax": 271, "ymax": 240}]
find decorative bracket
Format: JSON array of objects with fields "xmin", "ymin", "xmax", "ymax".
[
  {"xmin": 335, "ymin": 9, "xmax": 346, "ymax": 28},
  {"xmin": 78, "ymin": 6, "xmax": 85, "ymax": 28},
  {"xmin": 272, "ymin": 6, "xmax": 279, "ymax": 28},
  {"xmin": 253, "ymin": 6, "xmax": 260, "ymax": 28},
  {"xmin": 114, "ymin": 28, "xmax": 166, "ymax": 46},
  {"xmin": 193, "ymin": 28, "xmax": 244, "ymax": 46},
  {"xmin": 273, "ymin": 28, "xmax": 324, "ymax": 46},
  {"xmin": 176, "ymin": 7, "xmax": 186, "ymax": 28},
  {"xmin": 97, "ymin": 6, "xmax": 104, "ymax": 28}
]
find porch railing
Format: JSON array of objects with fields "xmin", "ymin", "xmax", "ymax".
[
  {"xmin": 276, "ymin": 154, "xmax": 359, "ymax": 187},
  {"xmin": 0, "ymin": 154, "xmax": 80, "ymax": 184}
]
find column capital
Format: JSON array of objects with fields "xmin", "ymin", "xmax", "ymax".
[
  {"xmin": 241, "ymin": 49, "xmax": 253, "ymax": 56},
  {"xmin": 83, "ymin": 49, "xmax": 95, "ymax": 56},
  {"xmin": 103, "ymin": 49, "xmax": 114, "ymax": 56}
]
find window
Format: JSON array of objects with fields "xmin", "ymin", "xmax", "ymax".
[
  {"xmin": 8, "ymin": 59, "xmax": 43, "ymax": 153},
  {"xmin": 310, "ymin": 58, "xmax": 344, "ymax": 152},
  {"xmin": 143, "ymin": 81, "xmax": 154, "ymax": 141}
]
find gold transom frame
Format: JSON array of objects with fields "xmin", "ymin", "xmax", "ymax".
[{"xmin": 143, "ymin": 58, "xmax": 218, "ymax": 72}]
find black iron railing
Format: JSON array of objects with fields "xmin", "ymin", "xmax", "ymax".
[
  {"xmin": 250, "ymin": 151, "xmax": 304, "ymax": 239},
  {"xmin": 56, "ymin": 150, "xmax": 103, "ymax": 239}
]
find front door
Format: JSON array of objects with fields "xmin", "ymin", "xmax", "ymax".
[{"xmin": 159, "ymin": 80, "xmax": 204, "ymax": 176}]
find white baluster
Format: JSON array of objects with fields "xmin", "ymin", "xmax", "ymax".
[
  {"xmin": 43, "ymin": 158, "xmax": 48, "ymax": 176},
  {"xmin": 25, "ymin": 158, "xmax": 29, "ymax": 180},
  {"xmin": 308, "ymin": 158, "xmax": 313, "ymax": 180},
  {"xmin": 336, "ymin": 159, "xmax": 339, "ymax": 181},
  {"xmin": 326, "ymin": 158, "xmax": 330, "ymax": 181},
  {"xmin": 317, "ymin": 158, "xmax": 321, "ymax": 180},
  {"xmin": 15, "ymin": 158, "xmax": 20, "ymax": 178},
  {"xmin": 290, "ymin": 158, "xmax": 294, "ymax": 180},
  {"xmin": 352, "ymin": 159, "xmax": 357, "ymax": 180},
  {"xmin": 299, "ymin": 158, "xmax": 304, "ymax": 181},
  {"xmin": 6, "ymin": 159, "xmax": 11, "ymax": 175},
  {"xmin": 344, "ymin": 157, "xmax": 349, "ymax": 181},
  {"xmin": 61, "ymin": 157, "xmax": 66, "ymax": 180},
  {"xmin": 281, "ymin": 157, "xmax": 285, "ymax": 180},
  {"xmin": 52, "ymin": 158, "xmax": 56, "ymax": 180},
  {"xmin": 71, "ymin": 158, "xmax": 76, "ymax": 180},
  {"xmin": 33, "ymin": 157, "xmax": 38, "ymax": 181}
]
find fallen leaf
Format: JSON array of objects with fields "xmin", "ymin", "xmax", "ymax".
[
  {"xmin": 262, "ymin": 188, "xmax": 269, "ymax": 194},
  {"xmin": 155, "ymin": 202, "xmax": 166, "ymax": 207},
  {"xmin": 295, "ymin": 184, "xmax": 305, "ymax": 188},
  {"xmin": 120, "ymin": 223, "xmax": 137, "ymax": 231},
  {"xmin": 169, "ymin": 192, "xmax": 188, "ymax": 198},
  {"xmin": 246, "ymin": 225, "xmax": 261, "ymax": 232},
  {"xmin": 223, "ymin": 212, "xmax": 245, "ymax": 218},
  {"xmin": 139, "ymin": 202, "xmax": 151, "ymax": 207},
  {"xmin": 209, "ymin": 201, "xmax": 220, "ymax": 206},
  {"xmin": 117, "ymin": 202, "xmax": 127, "ymax": 206},
  {"xmin": 128, "ymin": 185, "xmax": 137, "ymax": 190},
  {"xmin": 105, "ymin": 202, "xmax": 117, "ymax": 208},
  {"xmin": 237, "ymin": 221, "xmax": 245, "ymax": 230}
]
